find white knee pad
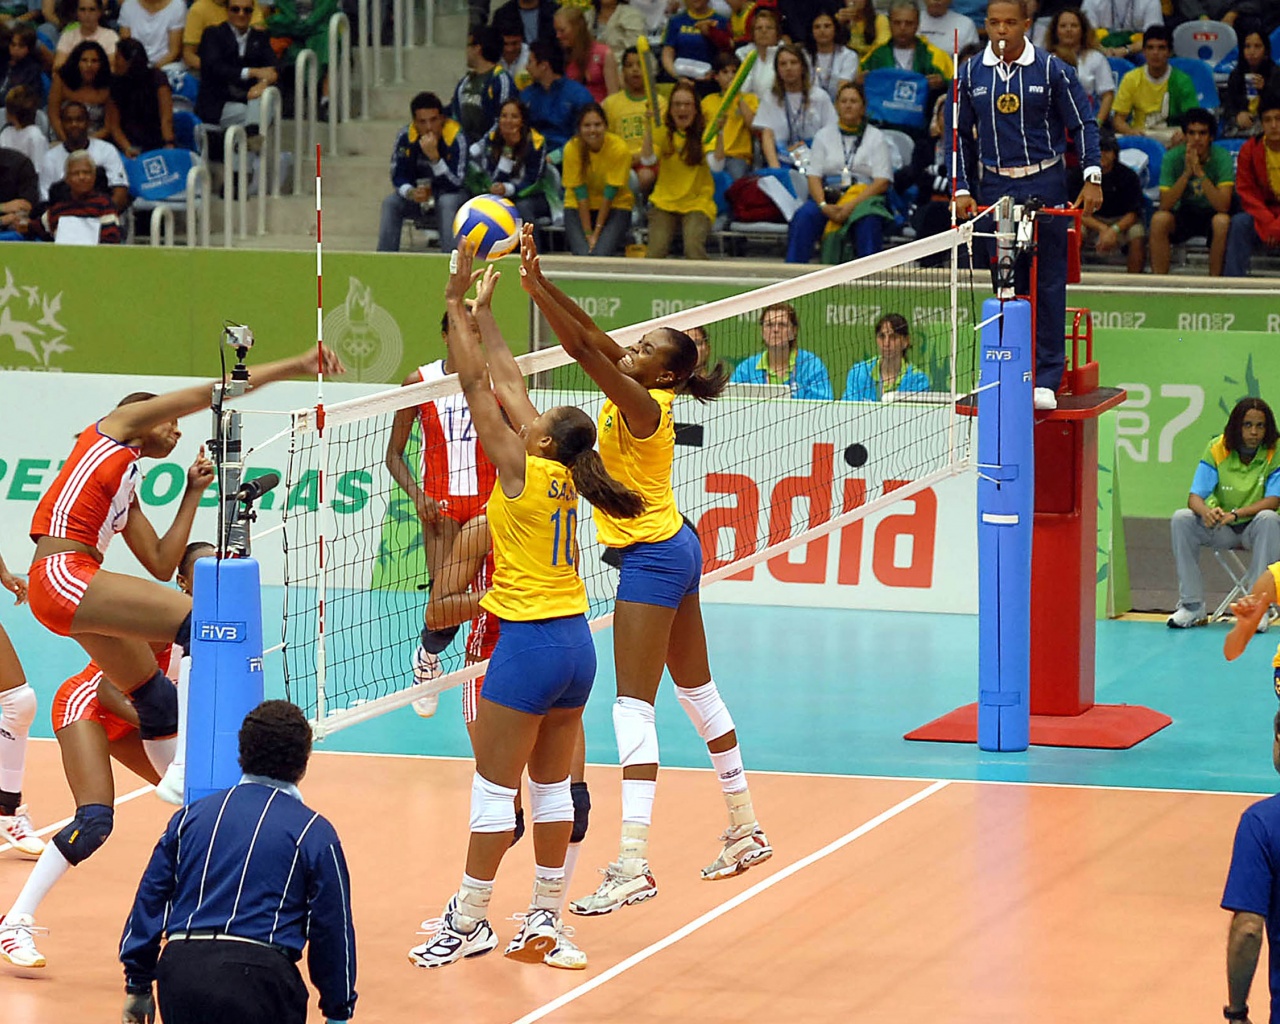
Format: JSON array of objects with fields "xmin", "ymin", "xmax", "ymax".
[
  {"xmin": 528, "ymin": 777, "xmax": 573, "ymax": 824},
  {"xmin": 0, "ymin": 684, "xmax": 36, "ymax": 732},
  {"xmin": 469, "ymin": 772, "xmax": 518, "ymax": 833},
  {"xmin": 675, "ymin": 681, "xmax": 735, "ymax": 743},
  {"xmin": 613, "ymin": 697, "xmax": 659, "ymax": 768}
]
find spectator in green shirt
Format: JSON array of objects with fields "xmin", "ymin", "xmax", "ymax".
[
  {"xmin": 1150, "ymin": 107, "xmax": 1235, "ymax": 276},
  {"xmin": 1169, "ymin": 397, "xmax": 1280, "ymax": 629},
  {"xmin": 858, "ymin": 0, "xmax": 952, "ymax": 95}
]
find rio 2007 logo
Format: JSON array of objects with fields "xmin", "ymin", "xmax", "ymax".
[{"xmin": 0, "ymin": 267, "xmax": 72, "ymax": 372}]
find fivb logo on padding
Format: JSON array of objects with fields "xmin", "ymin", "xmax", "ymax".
[{"xmin": 197, "ymin": 621, "xmax": 246, "ymax": 643}]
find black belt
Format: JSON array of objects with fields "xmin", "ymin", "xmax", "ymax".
[{"xmin": 170, "ymin": 930, "xmax": 301, "ymax": 963}]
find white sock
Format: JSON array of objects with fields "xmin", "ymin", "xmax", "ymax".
[
  {"xmin": 143, "ymin": 737, "xmax": 178, "ymax": 777},
  {"xmin": 7, "ymin": 843, "xmax": 71, "ymax": 921},
  {"xmin": 709, "ymin": 746, "xmax": 748, "ymax": 794},
  {"xmin": 555, "ymin": 843, "xmax": 582, "ymax": 914},
  {"xmin": 620, "ymin": 778, "xmax": 656, "ymax": 826},
  {"xmin": 0, "ymin": 683, "xmax": 36, "ymax": 797}
]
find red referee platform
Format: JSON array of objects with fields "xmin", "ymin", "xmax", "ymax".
[{"xmin": 907, "ymin": 303, "xmax": 1172, "ymax": 751}]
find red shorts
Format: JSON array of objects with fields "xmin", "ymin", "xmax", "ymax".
[
  {"xmin": 434, "ymin": 493, "xmax": 488, "ymax": 525},
  {"xmin": 52, "ymin": 666, "xmax": 135, "ymax": 743},
  {"xmin": 461, "ymin": 554, "xmax": 499, "ymax": 725},
  {"xmin": 29, "ymin": 551, "xmax": 101, "ymax": 637}
]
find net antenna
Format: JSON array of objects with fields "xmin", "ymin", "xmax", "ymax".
[
  {"xmin": 312, "ymin": 141, "xmax": 330, "ymax": 727},
  {"xmin": 280, "ymin": 218, "xmax": 990, "ymax": 737}
]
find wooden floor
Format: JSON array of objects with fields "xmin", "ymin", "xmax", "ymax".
[{"xmin": 0, "ymin": 742, "xmax": 1255, "ymax": 1023}]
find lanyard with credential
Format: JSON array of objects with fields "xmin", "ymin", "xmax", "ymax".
[
  {"xmin": 839, "ymin": 128, "xmax": 862, "ymax": 187},
  {"xmin": 784, "ymin": 92, "xmax": 807, "ymax": 146}
]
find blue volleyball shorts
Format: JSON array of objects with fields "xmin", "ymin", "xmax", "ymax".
[
  {"xmin": 481, "ymin": 614, "xmax": 596, "ymax": 715},
  {"xmin": 613, "ymin": 522, "xmax": 702, "ymax": 609}
]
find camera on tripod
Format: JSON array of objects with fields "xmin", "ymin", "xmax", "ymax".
[{"xmin": 223, "ymin": 322, "xmax": 254, "ymax": 397}]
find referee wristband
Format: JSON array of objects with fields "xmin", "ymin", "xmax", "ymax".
[{"xmin": 1223, "ymin": 1005, "xmax": 1248, "ymax": 1021}]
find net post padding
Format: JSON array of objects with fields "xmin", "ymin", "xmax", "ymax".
[{"xmin": 286, "ymin": 222, "xmax": 983, "ymax": 737}]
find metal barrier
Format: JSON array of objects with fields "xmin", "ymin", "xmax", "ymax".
[
  {"xmin": 292, "ymin": 48, "xmax": 319, "ymax": 195},
  {"xmin": 358, "ymin": 0, "xmax": 371, "ymax": 120},
  {"xmin": 187, "ymin": 161, "xmax": 212, "ymax": 247},
  {"xmin": 327, "ymin": 11, "xmax": 352, "ymax": 156},
  {"xmin": 223, "ymin": 123, "xmax": 249, "ymax": 246},
  {"xmin": 258, "ymin": 85, "xmax": 283, "ymax": 235},
  {"xmin": 151, "ymin": 206, "xmax": 174, "ymax": 246},
  {"xmin": 393, "ymin": 0, "xmax": 405, "ymax": 82}
]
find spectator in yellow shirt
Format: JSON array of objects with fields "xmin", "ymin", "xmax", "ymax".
[
  {"xmin": 562, "ymin": 102, "xmax": 635, "ymax": 256},
  {"xmin": 641, "ymin": 81, "xmax": 720, "ymax": 259},
  {"xmin": 701, "ymin": 51, "xmax": 758, "ymax": 180},
  {"xmin": 835, "ymin": 0, "xmax": 890, "ymax": 61},
  {"xmin": 602, "ymin": 45, "xmax": 665, "ymax": 194}
]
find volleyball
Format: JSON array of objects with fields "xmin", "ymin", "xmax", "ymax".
[{"xmin": 452, "ymin": 196, "xmax": 521, "ymax": 259}]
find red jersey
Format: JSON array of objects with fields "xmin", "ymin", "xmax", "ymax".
[
  {"xmin": 31, "ymin": 423, "xmax": 141, "ymax": 553},
  {"xmin": 416, "ymin": 360, "xmax": 497, "ymax": 505}
]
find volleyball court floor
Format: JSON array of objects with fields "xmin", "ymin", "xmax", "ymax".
[{"xmin": 2, "ymin": 602, "xmax": 1275, "ymax": 1023}]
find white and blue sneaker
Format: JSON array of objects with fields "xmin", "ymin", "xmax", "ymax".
[
  {"xmin": 408, "ymin": 903, "xmax": 497, "ymax": 969},
  {"xmin": 410, "ymin": 644, "xmax": 441, "ymax": 718},
  {"xmin": 503, "ymin": 908, "xmax": 561, "ymax": 964}
]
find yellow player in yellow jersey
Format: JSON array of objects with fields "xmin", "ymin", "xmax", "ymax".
[
  {"xmin": 408, "ymin": 244, "xmax": 642, "ymax": 974},
  {"xmin": 518, "ymin": 225, "xmax": 774, "ymax": 919}
]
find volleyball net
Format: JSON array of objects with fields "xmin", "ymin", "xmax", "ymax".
[{"xmin": 276, "ymin": 221, "xmax": 985, "ymax": 737}]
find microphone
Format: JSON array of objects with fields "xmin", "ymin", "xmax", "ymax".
[{"xmin": 233, "ymin": 472, "xmax": 280, "ymax": 503}]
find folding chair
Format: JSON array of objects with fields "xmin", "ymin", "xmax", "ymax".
[{"xmin": 1210, "ymin": 548, "xmax": 1252, "ymax": 623}]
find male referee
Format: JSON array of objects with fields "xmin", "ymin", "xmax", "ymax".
[
  {"xmin": 119, "ymin": 701, "xmax": 357, "ymax": 1024},
  {"xmin": 948, "ymin": 0, "xmax": 1102, "ymax": 412}
]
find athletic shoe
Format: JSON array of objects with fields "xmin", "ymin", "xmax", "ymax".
[
  {"xmin": 1258, "ymin": 608, "xmax": 1274, "ymax": 635},
  {"xmin": 411, "ymin": 644, "xmax": 441, "ymax": 718},
  {"xmin": 0, "ymin": 914, "xmax": 46, "ymax": 969},
  {"xmin": 1033, "ymin": 387, "xmax": 1058, "ymax": 411},
  {"xmin": 701, "ymin": 824, "xmax": 773, "ymax": 881},
  {"xmin": 407, "ymin": 908, "xmax": 497, "ymax": 968},
  {"xmin": 0, "ymin": 806, "xmax": 44, "ymax": 857},
  {"xmin": 156, "ymin": 763, "xmax": 185, "ymax": 806},
  {"xmin": 1167, "ymin": 605, "xmax": 1208, "ymax": 629},
  {"xmin": 544, "ymin": 922, "xmax": 588, "ymax": 970},
  {"xmin": 503, "ymin": 908, "xmax": 560, "ymax": 964},
  {"xmin": 568, "ymin": 862, "xmax": 658, "ymax": 917}
]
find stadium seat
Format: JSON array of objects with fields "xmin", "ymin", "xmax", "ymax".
[
  {"xmin": 1118, "ymin": 135, "xmax": 1164, "ymax": 202},
  {"xmin": 880, "ymin": 128, "xmax": 915, "ymax": 173},
  {"xmin": 1169, "ymin": 57, "xmax": 1220, "ymax": 113},
  {"xmin": 1108, "ymin": 55, "xmax": 1137, "ymax": 83},
  {"xmin": 863, "ymin": 69, "xmax": 929, "ymax": 131},
  {"xmin": 1172, "ymin": 20, "xmax": 1236, "ymax": 66},
  {"xmin": 1216, "ymin": 135, "xmax": 1245, "ymax": 171},
  {"xmin": 171, "ymin": 110, "xmax": 201, "ymax": 153},
  {"xmin": 1272, "ymin": 26, "xmax": 1280, "ymax": 60},
  {"xmin": 123, "ymin": 149, "xmax": 207, "ymax": 243}
]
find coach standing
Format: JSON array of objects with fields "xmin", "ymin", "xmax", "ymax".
[
  {"xmin": 118, "ymin": 701, "xmax": 357, "ymax": 1024},
  {"xmin": 949, "ymin": 0, "xmax": 1102, "ymax": 412}
]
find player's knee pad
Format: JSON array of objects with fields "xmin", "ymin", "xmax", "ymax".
[
  {"xmin": 128, "ymin": 670, "xmax": 178, "ymax": 740},
  {"xmin": 675, "ymin": 681, "xmax": 735, "ymax": 743},
  {"xmin": 613, "ymin": 697, "xmax": 658, "ymax": 768},
  {"xmin": 570, "ymin": 781, "xmax": 590, "ymax": 843},
  {"xmin": 420, "ymin": 622, "xmax": 460, "ymax": 655},
  {"xmin": 0, "ymin": 683, "xmax": 37, "ymax": 732},
  {"xmin": 53, "ymin": 803, "xmax": 114, "ymax": 865},
  {"xmin": 175, "ymin": 611, "xmax": 192, "ymax": 656},
  {"xmin": 469, "ymin": 772, "xmax": 517, "ymax": 833},
  {"xmin": 528, "ymin": 777, "xmax": 573, "ymax": 825}
]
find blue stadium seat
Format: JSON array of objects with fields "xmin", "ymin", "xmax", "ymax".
[
  {"xmin": 171, "ymin": 110, "xmax": 201, "ymax": 153},
  {"xmin": 863, "ymin": 69, "xmax": 929, "ymax": 131},
  {"xmin": 1169, "ymin": 56, "xmax": 1221, "ymax": 113},
  {"xmin": 125, "ymin": 149, "xmax": 200, "ymax": 202},
  {"xmin": 1272, "ymin": 26, "xmax": 1280, "ymax": 60},
  {"xmin": 1108, "ymin": 55, "xmax": 1137, "ymax": 84},
  {"xmin": 1118, "ymin": 135, "xmax": 1165, "ymax": 200},
  {"xmin": 1216, "ymin": 136, "xmax": 1245, "ymax": 171}
]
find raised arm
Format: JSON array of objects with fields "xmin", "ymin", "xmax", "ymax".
[
  {"xmin": 447, "ymin": 247, "xmax": 526, "ymax": 493},
  {"xmin": 100, "ymin": 346, "xmax": 345, "ymax": 442},
  {"xmin": 468, "ymin": 263, "xmax": 538, "ymax": 433},
  {"xmin": 121, "ymin": 447, "xmax": 215, "ymax": 579}
]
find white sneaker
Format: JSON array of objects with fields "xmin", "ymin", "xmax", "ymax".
[
  {"xmin": 568, "ymin": 862, "xmax": 658, "ymax": 917},
  {"xmin": 503, "ymin": 908, "xmax": 560, "ymax": 964},
  {"xmin": 544, "ymin": 922, "xmax": 588, "ymax": 970},
  {"xmin": 701, "ymin": 823, "xmax": 773, "ymax": 880},
  {"xmin": 1033, "ymin": 387, "xmax": 1058, "ymax": 411},
  {"xmin": 156, "ymin": 763, "xmax": 185, "ymax": 806},
  {"xmin": 410, "ymin": 644, "xmax": 441, "ymax": 718},
  {"xmin": 1258, "ymin": 608, "xmax": 1274, "ymax": 634},
  {"xmin": 0, "ymin": 806, "xmax": 44, "ymax": 857},
  {"xmin": 0, "ymin": 914, "xmax": 46, "ymax": 969},
  {"xmin": 407, "ymin": 907, "xmax": 498, "ymax": 969},
  {"xmin": 1167, "ymin": 605, "xmax": 1208, "ymax": 629}
]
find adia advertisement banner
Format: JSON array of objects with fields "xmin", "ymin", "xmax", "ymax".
[{"xmin": 0, "ymin": 373, "xmax": 978, "ymax": 615}]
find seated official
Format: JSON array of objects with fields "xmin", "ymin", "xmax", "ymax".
[
  {"xmin": 1150, "ymin": 108, "xmax": 1234, "ymax": 277},
  {"xmin": 1168, "ymin": 397, "xmax": 1280, "ymax": 629},
  {"xmin": 730, "ymin": 301, "xmax": 833, "ymax": 400},
  {"xmin": 843, "ymin": 313, "xmax": 930, "ymax": 401}
]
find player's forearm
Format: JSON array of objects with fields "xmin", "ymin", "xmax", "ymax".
[
  {"xmin": 473, "ymin": 308, "xmax": 525, "ymax": 393},
  {"xmin": 1227, "ymin": 913, "xmax": 1264, "ymax": 1011},
  {"xmin": 446, "ymin": 299, "xmax": 489, "ymax": 391},
  {"xmin": 153, "ymin": 489, "xmax": 205, "ymax": 579}
]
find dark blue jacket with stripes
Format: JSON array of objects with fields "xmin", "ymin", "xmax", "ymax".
[
  {"xmin": 946, "ymin": 41, "xmax": 1101, "ymax": 197},
  {"xmin": 119, "ymin": 777, "xmax": 357, "ymax": 1021}
]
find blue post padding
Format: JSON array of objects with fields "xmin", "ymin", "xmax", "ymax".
[
  {"xmin": 976, "ymin": 298, "xmax": 1034, "ymax": 752},
  {"xmin": 186, "ymin": 557, "xmax": 264, "ymax": 803}
]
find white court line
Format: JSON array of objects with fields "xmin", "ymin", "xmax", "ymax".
[
  {"xmin": 310, "ymin": 747, "xmax": 1277, "ymax": 799},
  {"xmin": 507, "ymin": 779, "xmax": 951, "ymax": 1024},
  {"xmin": 0, "ymin": 783, "xmax": 155, "ymax": 855}
]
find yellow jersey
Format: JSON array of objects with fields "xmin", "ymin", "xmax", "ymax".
[
  {"xmin": 595, "ymin": 389, "xmax": 683, "ymax": 549},
  {"xmin": 650, "ymin": 127, "xmax": 717, "ymax": 219},
  {"xmin": 701, "ymin": 90, "xmax": 759, "ymax": 161},
  {"xmin": 562, "ymin": 132, "xmax": 635, "ymax": 211},
  {"xmin": 603, "ymin": 89, "xmax": 666, "ymax": 158},
  {"xmin": 481, "ymin": 455, "xmax": 589, "ymax": 621}
]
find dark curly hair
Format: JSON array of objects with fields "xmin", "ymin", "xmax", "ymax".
[
  {"xmin": 655, "ymin": 327, "xmax": 729, "ymax": 402},
  {"xmin": 238, "ymin": 701, "xmax": 313, "ymax": 784},
  {"xmin": 1223, "ymin": 397, "xmax": 1279, "ymax": 454},
  {"xmin": 58, "ymin": 40, "xmax": 110, "ymax": 90}
]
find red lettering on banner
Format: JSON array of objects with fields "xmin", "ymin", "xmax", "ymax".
[
  {"xmin": 871, "ymin": 481, "xmax": 937, "ymax": 588},
  {"xmin": 837, "ymin": 478, "xmax": 868, "ymax": 585},
  {"xmin": 698, "ymin": 472, "xmax": 759, "ymax": 581},
  {"xmin": 767, "ymin": 444, "xmax": 834, "ymax": 583}
]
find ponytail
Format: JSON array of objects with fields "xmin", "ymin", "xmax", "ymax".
[
  {"xmin": 568, "ymin": 448, "xmax": 645, "ymax": 519},
  {"xmin": 678, "ymin": 360, "xmax": 730, "ymax": 403}
]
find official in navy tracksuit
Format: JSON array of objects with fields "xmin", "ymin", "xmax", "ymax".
[
  {"xmin": 948, "ymin": 0, "xmax": 1102, "ymax": 411},
  {"xmin": 119, "ymin": 701, "xmax": 357, "ymax": 1024}
]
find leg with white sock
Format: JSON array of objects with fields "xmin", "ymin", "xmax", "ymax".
[
  {"xmin": 0, "ymin": 667, "xmax": 43, "ymax": 857},
  {"xmin": 668, "ymin": 593, "xmax": 772, "ymax": 880}
]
